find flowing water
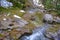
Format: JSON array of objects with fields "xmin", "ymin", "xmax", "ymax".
[
  {"xmin": 33, "ymin": 0, "xmax": 44, "ymax": 7},
  {"xmin": 19, "ymin": 0, "xmax": 51, "ymax": 40},
  {"xmin": 20, "ymin": 23, "xmax": 52, "ymax": 40},
  {"xmin": 27, "ymin": 0, "xmax": 44, "ymax": 14},
  {"xmin": 1, "ymin": 0, "xmax": 60, "ymax": 40}
]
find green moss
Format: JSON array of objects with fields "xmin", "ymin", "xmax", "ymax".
[
  {"xmin": 31, "ymin": 12, "xmax": 43, "ymax": 25},
  {"xmin": 44, "ymin": 0, "xmax": 54, "ymax": 9},
  {"xmin": 0, "ymin": 34, "xmax": 4, "ymax": 37}
]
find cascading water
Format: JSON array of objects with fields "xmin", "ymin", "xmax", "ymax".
[
  {"xmin": 33, "ymin": 0, "xmax": 44, "ymax": 7},
  {"xmin": 28, "ymin": 24, "xmax": 52, "ymax": 40},
  {"xmin": 27, "ymin": 0, "xmax": 44, "ymax": 14},
  {"xmin": 33, "ymin": 0, "xmax": 39, "ymax": 6},
  {"xmin": 20, "ymin": 23, "xmax": 52, "ymax": 40}
]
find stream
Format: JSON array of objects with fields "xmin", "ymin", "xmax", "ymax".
[
  {"xmin": 19, "ymin": 0, "xmax": 60, "ymax": 40},
  {"xmin": 0, "ymin": 0, "xmax": 60, "ymax": 40},
  {"xmin": 20, "ymin": 23, "xmax": 52, "ymax": 40},
  {"xmin": 27, "ymin": 0, "xmax": 45, "ymax": 14}
]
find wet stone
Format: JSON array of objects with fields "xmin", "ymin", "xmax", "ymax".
[
  {"xmin": 54, "ymin": 17, "xmax": 60, "ymax": 23},
  {"xmin": 43, "ymin": 14, "xmax": 53, "ymax": 23}
]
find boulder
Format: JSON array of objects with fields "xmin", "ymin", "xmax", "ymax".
[
  {"xmin": 43, "ymin": 14, "xmax": 53, "ymax": 23},
  {"xmin": 0, "ymin": 0, "xmax": 13, "ymax": 8},
  {"xmin": 0, "ymin": 17, "xmax": 28, "ymax": 29},
  {"xmin": 54, "ymin": 17, "xmax": 60, "ymax": 23}
]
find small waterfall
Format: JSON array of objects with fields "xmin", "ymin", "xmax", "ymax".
[
  {"xmin": 33, "ymin": 0, "xmax": 39, "ymax": 6},
  {"xmin": 33, "ymin": 0, "xmax": 44, "ymax": 8},
  {"xmin": 27, "ymin": 0, "xmax": 44, "ymax": 8},
  {"xmin": 20, "ymin": 24, "xmax": 52, "ymax": 40},
  {"xmin": 27, "ymin": 0, "xmax": 44, "ymax": 14},
  {"xmin": 28, "ymin": 24, "xmax": 51, "ymax": 40}
]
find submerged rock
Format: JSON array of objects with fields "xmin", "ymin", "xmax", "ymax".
[
  {"xmin": 53, "ymin": 30, "xmax": 60, "ymax": 40},
  {"xmin": 43, "ymin": 14, "xmax": 53, "ymax": 23},
  {"xmin": 57, "ymin": 30, "xmax": 60, "ymax": 40}
]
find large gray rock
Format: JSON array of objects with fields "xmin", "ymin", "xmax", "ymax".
[
  {"xmin": 54, "ymin": 17, "xmax": 60, "ymax": 23},
  {"xmin": 43, "ymin": 14, "xmax": 53, "ymax": 23},
  {"xmin": 0, "ymin": 0, "xmax": 13, "ymax": 8},
  {"xmin": 0, "ymin": 17, "xmax": 28, "ymax": 29}
]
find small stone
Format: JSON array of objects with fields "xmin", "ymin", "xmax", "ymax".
[
  {"xmin": 20, "ymin": 10, "xmax": 25, "ymax": 13},
  {"xmin": 3, "ymin": 18, "xmax": 7, "ymax": 21},
  {"xmin": 13, "ymin": 15, "xmax": 21, "ymax": 18}
]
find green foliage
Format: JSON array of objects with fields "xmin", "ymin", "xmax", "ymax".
[
  {"xmin": 44, "ymin": 0, "xmax": 53, "ymax": 9},
  {"xmin": 56, "ymin": 0, "xmax": 60, "ymax": 15},
  {"xmin": 57, "ymin": 10, "xmax": 60, "ymax": 15},
  {"xmin": 7, "ymin": 0, "xmax": 26, "ymax": 9},
  {"xmin": 56, "ymin": 4, "xmax": 60, "ymax": 10},
  {"xmin": 0, "ymin": 0, "xmax": 26, "ymax": 13},
  {"xmin": 43, "ymin": 0, "xmax": 60, "ymax": 15}
]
